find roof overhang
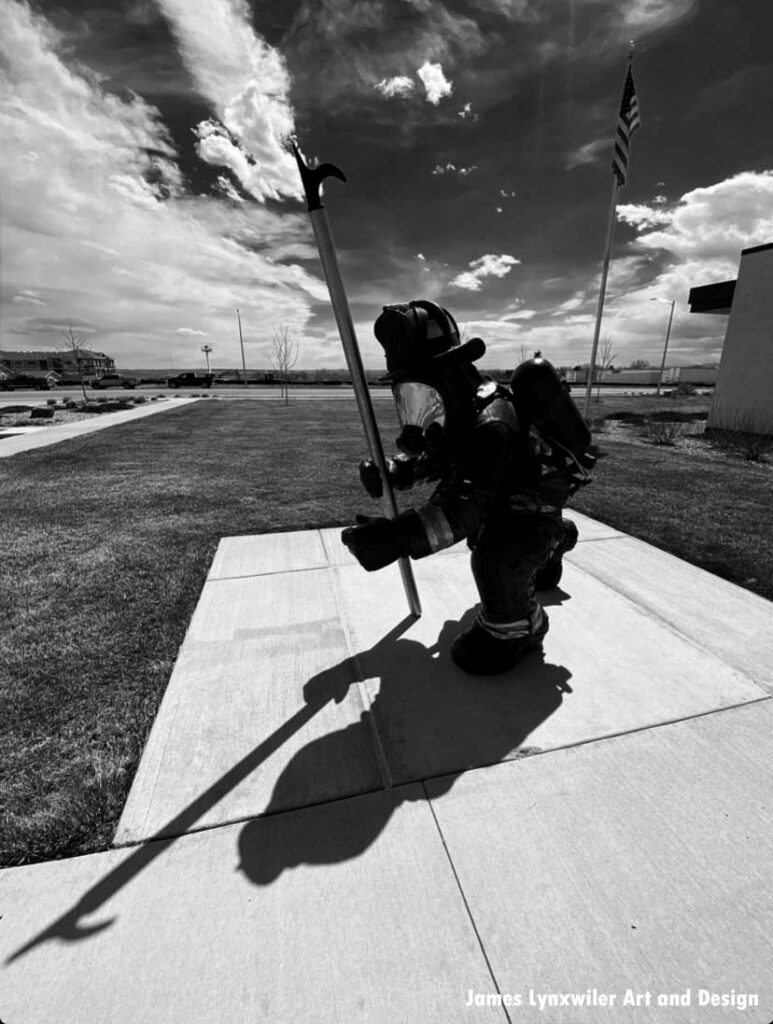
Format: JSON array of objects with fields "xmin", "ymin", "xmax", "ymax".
[{"xmin": 688, "ymin": 280, "xmax": 736, "ymax": 315}]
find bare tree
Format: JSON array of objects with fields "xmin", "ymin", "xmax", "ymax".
[
  {"xmin": 60, "ymin": 323, "xmax": 89, "ymax": 402},
  {"xmin": 595, "ymin": 336, "xmax": 618, "ymax": 402},
  {"xmin": 271, "ymin": 323, "xmax": 300, "ymax": 405}
]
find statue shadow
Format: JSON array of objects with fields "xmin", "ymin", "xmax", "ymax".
[
  {"xmin": 8, "ymin": 590, "xmax": 573, "ymax": 963},
  {"xmin": 238, "ymin": 603, "xmax": 573, "ymax": 886}
]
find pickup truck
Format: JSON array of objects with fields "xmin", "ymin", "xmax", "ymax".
[
  {"xmin": 91, "ymin": 374, "xmax": 137, "ymax": 389},
  {"xmin": 166, "ymin": 373, "xmax": 214, "ymax": 389}
]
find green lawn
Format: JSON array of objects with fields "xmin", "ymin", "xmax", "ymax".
[{"xmin": 1, "ymin": 397, "xmax": 771, "ymax": 867}]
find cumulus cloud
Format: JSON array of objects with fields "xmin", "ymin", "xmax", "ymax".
[
  {"xmin": 459, "ymin": 170, "xmax": 772, "ymax": 366},
  {"xmin": 375, "ymin": 75, "xmax": 415, "ymax": 98},
  {"xmin": 566, "ymin": 138, "xmax": 610, "ymax": 170},
  {"xmin": 562, "ymin": 170, "xmax": 773, "ymax": 365},
  {"xmin": 615, "ymin": 204, "xmax": 673, "ymax": 230},
  {"xmin": 621, "ymin": 0, "xmax": 698, "ymax": 29},
  {"xmin": 375, "ymin": 61, "xmax": 453, "ymax": 106},
  {"xmin": 283, "ymin": 2, "xmax": 484, "ymax": 110},
  {"xmin": 619, "ymin": 171, "xmax": 773, "ymax": 259},
  {"xmin": 417, "ymin": 60, "xmax": 453, "ymax": 104},
  {"xmin": 432, "ymin": 162, "xmax": 477, "ymax": 176},
  {"xmin": 0, "ymin": 0, "xmax": 323, "ymax": 364},
  {"xmin": 215, "ymin": 174, "xmax": 244, "ymax": 202},
  {"xmin": 13, "ymin": 290, "xmax": 46, "ymax": 306},
  {"xmin": 156, "ymin": 0, "xmax": 301, "ymax": 202},
  {"xmin": 450, "ymin": 254, "xmax": 521, "ymax": 291}
]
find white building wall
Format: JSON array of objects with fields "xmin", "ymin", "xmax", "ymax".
[{"xmin": 708, "ymin": 244, "xmax": 773, "ymax": 434}]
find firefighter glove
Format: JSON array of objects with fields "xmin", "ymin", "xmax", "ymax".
[{"xmin": 341, "ymin": 514, "xmax": 409, "ymax": 571}]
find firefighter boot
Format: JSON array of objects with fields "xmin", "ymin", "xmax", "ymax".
[
  {"xmin": 534, "ymin": 518, "xmax": 578, "ymax": 590},
  {"xmin": 450, "ymin": 607, "xmax": 549, "ymax": 675}
]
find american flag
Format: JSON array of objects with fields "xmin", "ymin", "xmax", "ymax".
[{"xmin": 612, "ymin": 63, "xmax": 641, "ymax": 187}]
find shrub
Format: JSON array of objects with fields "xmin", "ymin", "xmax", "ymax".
[
  {"xmin": 133, "ymin": 395, "xmax": 147, "ymax": 404},
  {"xmin": 64, "ymin": 400, "xmax": 79, "ymax": 410},
  {"xmin": 638, "ymin": 417, "xmax": 686, "ymax": 446},
  {"xmin": 606, "ymin": 411, "xmax": 648, "ymax": 424},
  {"xmin": 648, "ymin": 410, "xmax": 692, "ymax": 423},
  {"xmin": 674, "ymin": 382, "xmax": 697, "ymax": 396},
  {"xmin": 30, "ymin": 406, "xmax": 55, "ymax": 420},
  {"xmin": 0, "ymin": 405, "xmax": 32, "ymax": 416},
  {"xmin": 707, "ymin": 404, "xmax": 773, "ymax": 462},
  {"xmin": 89, "ymin": 399, "xmax": 134, "ymax": 414},
  {"xmin": 46, "ymin": 398, "xmax": 57, "ymax": 407},
  {"xmin": 709, "ymin": 428, "xmax": 773, "ymax": 462},
  {"xmin": 590, "ymin": 416, "xmax": 609, "ymax": 434}
]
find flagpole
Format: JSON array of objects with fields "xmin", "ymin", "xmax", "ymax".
[
  {"xmin": 583, "ymin": 43, "xmax": 637, "ymax": 420},
  {"xmin": 583, "ymin": 177, "xmax": 619, "ymax": 419}
]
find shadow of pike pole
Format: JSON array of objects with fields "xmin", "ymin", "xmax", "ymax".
[{"xmin": 6, "ymin": 614, "xmax": 418, "ymax": 965}]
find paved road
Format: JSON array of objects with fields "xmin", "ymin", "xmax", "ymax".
[{"xmin": 0, "ymin": 384, "xmax": 680, "ymax": 409}]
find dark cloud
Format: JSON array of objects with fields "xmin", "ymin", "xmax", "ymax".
[{"xmin": 11, "ymin": 0, "xmax": 773, "ymax": 366}]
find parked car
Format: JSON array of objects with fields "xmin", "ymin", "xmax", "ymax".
[
  {"xmin": 0, "ymin": 374, "xmax": 57, "ymax": 390},
  {"xmin": 91, "ymin": 374, "xmax": 137, "ymax": 389},
  {"xmin": 166, "ymin": 372, "xmax": 214, "ymax": 389}
]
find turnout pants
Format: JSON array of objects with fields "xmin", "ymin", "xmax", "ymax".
[{"xmin": 470, "ymin": 512, "xmax": 565, "ymax": 638}]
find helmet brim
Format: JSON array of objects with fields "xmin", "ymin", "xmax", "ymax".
[{"xmin": 379, "ymin": 336, "xmax": 486, "ymax": 383}]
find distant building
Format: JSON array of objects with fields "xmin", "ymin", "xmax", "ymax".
[
  {"xmin": 689, "ymin": 242, "xmax": 773, "ymax": 434},
  {"xmin": 564, "ymin": 365, "xmax": 717, "ymax": 387},
  {"xmin": 0, "ymin": 348, "xmax": 115, "ymax": 379}
]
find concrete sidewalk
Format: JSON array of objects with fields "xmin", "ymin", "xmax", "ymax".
[
  {"xmin": 0, "ymin": 397, "xmax": 199, "ymax": 458},
  {"xmin": 2, "ymin": 513, "xmax": 772, "ymax": 1022}
]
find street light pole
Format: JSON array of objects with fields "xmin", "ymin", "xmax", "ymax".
[
  {"xmin": 201, "ymin": 344, "xmax": 213, "ymax": 374},
  {"xmin": 236, "ymin": 309, "xmax": 247, "ymax": 383},
  {"xmin": 655, "ymin": 300, "xmax": 675, "ymax": 396}
]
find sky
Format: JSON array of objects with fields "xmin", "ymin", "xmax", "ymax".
[{"xmin": 2, "ymin": 0, "xmax": 773, "ymax": 372}]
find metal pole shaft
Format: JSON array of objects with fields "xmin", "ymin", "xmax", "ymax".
[
  {"xmin": 656, "ymin": 300, "xmax": 675, "ymax": 397},
  {"xmin": 584, "ymin": 178, "xmax": 619, "ymax": 420},
  {"xmin": 236, "ymin": 308, "xmax": 247, "ymax": 382},
  {"xmin": 309, "ymin": 209, "xmax": 421, "ymax": 617}
]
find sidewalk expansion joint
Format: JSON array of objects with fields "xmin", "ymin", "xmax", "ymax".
[
  {"xmin": 111, "ymin": 781, "xmax": 390, "ymax": 850},
  {"xmin": 563, "ymin": 558, "xmax": 771, "ymax": 688},
  {"xmin": 418, "ymin": 692, "xmax": 773, "ymax": 792},
  {"xmin": 422, "ymin": 780, "xmax": 513, "ymax": 1024},
  {"xmin": 112, "ymin": 695, "xmax": 773, "ymax": 851},
  {"xmin": 572, "ymin": 534, "xmax": 626, "ymax": 544},
  {"xmin": 207, "ymin": 563, "xmax": 331, "ymax": 583}
]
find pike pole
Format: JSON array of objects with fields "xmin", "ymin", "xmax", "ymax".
[{"xmin": 291, "ymin": 139, "xmax": 422, "ymax": 617}]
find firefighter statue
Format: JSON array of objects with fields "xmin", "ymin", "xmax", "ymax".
[{"xmin": 341, "ymin": 299, "xmax": 594, "ymax": 675}]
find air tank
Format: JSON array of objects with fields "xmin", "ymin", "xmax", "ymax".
[{"xmin": 510, "ymin": 352, "xmax": 591, "ymax": 461}]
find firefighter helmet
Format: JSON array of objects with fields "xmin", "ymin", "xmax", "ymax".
[{"xmin": 374, "ymin": 299, "xmax": 484, "ymax": 382}]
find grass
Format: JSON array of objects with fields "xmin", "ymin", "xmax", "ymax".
[
  {"xmin": 1, "ymin": 396, "xmax": 771, "ymax": 867},
  {"xmin": 573, "ymin": 437, "xmax": 772, "ymax": 596}
]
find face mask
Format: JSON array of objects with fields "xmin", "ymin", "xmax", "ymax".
[
  {"xmin": 393, "ymin": 382, "xmax": 446, "ymax": 430},
  {"xmin": 393, "ymin": 382, "xmax": 447, "ymax": 456}
]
